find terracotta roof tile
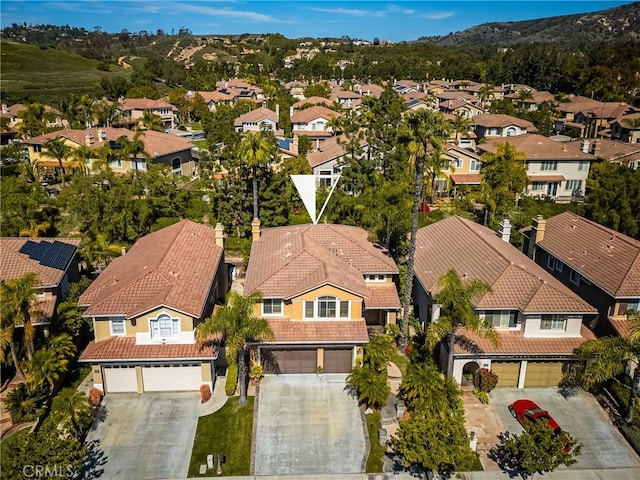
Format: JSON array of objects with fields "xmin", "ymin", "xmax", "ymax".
[
  {"xmin": 472, "ymin": 114, "xmax": 537, "ymax": 131},
  {"xmin": 453, "ymin": 325, "xmax": 595, "ymax": 355},
  {"xmin": 79, "ymin": 220, "xmax": 223, "ymax": 319},
  {"xmin": 364, "ymin": 285, "xmax": 401, "ymax": 309},
  {"xmin": 266, "ymin": 318, "xmax": 369, "ymax": 344},
  {"xmin": 415, "ymin": 216, "xmax": 596, "ymax": 314},
  {"xmin": 450, "ymin": 174, "xmax": 482, "ymax": 185},
  {"xmin": 537, "ymin": 212, "xmax": 640, "ymax": 297},
  {"xmin": 234, "ymin": 107, "xmax": 278, "ymax": 126},
  {"xmin": 244, "ymin": 224, "xmax": 398, "ymax": 300},
  {"xmin": 1, "ymin": 237, "xmax": 80, "ymax": 287},
  {"xmin": 291, "ymin": 106, "xmax": 341, "ymax": 124},
  {"xmin": 608, "ymin": 317, "xmax": 633, "ymax": 339},
  {"xmin": 79, "ymin": 336, "xmax": 217, "ymax": 361},
  {"xmin": 306, "ymin": 134, "xmax": 368, "ymax": 168},
  {"xmin": 292, "ymin": 97, "xmax": 333, "ymax": 109},
  {"xmin": 119, "ymin": 98, "xmax": 176, "ymax": 111}
]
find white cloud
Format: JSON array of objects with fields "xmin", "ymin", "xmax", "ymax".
[
  {"xmin": 423, "ymin": 11, "xmax": 455, "ymax": 20},
  {"xmin": 310, "ymin": 7, "xmax": 371, "ymax": 17},
  {"xmin": 141, "ymin": 2, "xmax": 277, "ymax": 23},
  {"xmin": 384, "ymin": 4, "xmax": 416, "ymax": 16}
]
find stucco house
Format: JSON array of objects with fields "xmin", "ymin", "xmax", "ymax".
[
  {"xmin": 522, "ymin": 212, "xmax": 640, "ymax": 338},
  {"xmin": 244, "ymin": 222, "xmax": 400, "ymax": 374},
  {"xmin": 1, "ymin": 237, "xmax": 81, "ymax": 332},
  {"xmin": 305, "ymin": 134, "xmax": 370, "ymax": 185},
  {"xmin": 233, "ymin": 107, "xmax": 280, "ymax": 133},
  {"xmin": 439, "ymin": 145, "xmax": 483, "ymax": 193},
  {"xmin": 413, "ymin": 216, "xmax": 597, "ymax": 387},
  {"xmin": 291, "ymin": 105, "xmax": 342, "ymax": 141},
  {"xmin": 471, "ymin": 114, "xmax": 538, "ymax": 141},
  {"xmin": 610, "ymin": 112, "xmax": 640, "ymax": 144},
  {"xmin": 117, "ymin": 98, "xmax": 177, "ymax": 130},
  {"xmin": 78, "ymin": 220, "xmax": 228, "ymax": 393}
]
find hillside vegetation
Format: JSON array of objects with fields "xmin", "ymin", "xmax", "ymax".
[{"xmin": 0, "ymin": 41, "xmax": 130, "ymax": 102}]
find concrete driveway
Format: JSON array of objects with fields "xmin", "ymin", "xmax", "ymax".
[
  {"xmin": 490, "ymin": 388, "xmax": 640, "ymax": 470},
  {"xmin": 253, "ymin": 374, "xmax": 366, "ymax": 476},
  {"xmin": 83, "ymin": 392, "xmax": 200, "ymax": 479}
]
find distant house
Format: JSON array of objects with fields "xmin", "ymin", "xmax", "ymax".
[
  {"xmin": 79, "ymin": 220, "xmax": 228, "ymax": 393},
  {"xmin": 413, "ymin": 216, "xmax": 597, "ymax": 387},
  {"xmin": 244, "ymin": 222, "xmax": 400, "ymax": 374},
  {"xmin": 1, "ymin": 237, "xmax": 81, "ymax": 332},
  {"xmin": 233, "ymin": 107, "xmax": 279, "ymax": 133},
  {"xmin": 565, "ymin": 138, "xmax": 640, "ymax": 168},
  {"xmin": 439, "ymin": 145, "xmax": 483, "ymax": 193},
  {"xmin": 522, "ymin": 212, "xmax": 640, "ymax": 338},
  {"xmin": 478, "ymin": 134, "xmax": 596, "ymax": 202},
  {"xmin": 330, "ymin": 89, "xmax": 362, "ymax": 110},
  {"xmin": 291, "ymin": 96, "xmax": 333, "ymax": 111},
  {"xmin": 291, "ymin": 105, "xmax": 342, "ymax": 141},
  {"xmin": 117, "ymin": 98, "xmax": 177, "ymax": 129},
  {"xmin": 471, "ymin": 114, "xmax": 538, "ymax": 140},
  {"xmin": 610, "ymin": 112, "xmax": 640, "ymax": 144},
  {"xmin": 439, "ymin": 99, "xmax": 485, "ymax": 119},
  {"xmin": 305, "ymin": 135, "xmax": 370, "ymax": 185},
  {"xmin": 554, "ymin": 96, "xmax": 637, "ymax": 138}
]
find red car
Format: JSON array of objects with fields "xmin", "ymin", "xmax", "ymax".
[{"xmin": 508, "ymin": 399, "xmax": 569, "ymax": 452}]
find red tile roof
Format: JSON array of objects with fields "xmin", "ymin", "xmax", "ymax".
[
  {"xmin": 234, "ymin": 107, "xmax": 278, "ymax": 126},
  {"xmin": 527, "ymin": 174, "xmax": 566, "ymax": 182},
  {"xmin": 306, "ymin": 134, "xmax": 368, "ymax": 168},
  {"xmin": 265, "ymin": 318, "xmax": 369, "ymax": 344},
  {"xmin": 244, "ymin": 224, "xmax": 398, "ymax": 300},
  {"xmin": 119, "ymin": 98, "xmax": 177, "ymax": 111},
  {"xmin": 480, "ymin": 134, "xmax": 596, "ymax": 161},
  {"xmin": 414, "ymin": 216, "xmax": 596, "ymax": 314},
  {"xmin": 472, "ymin": 114, "xmax": 537, "ymax": 131},
  {"xmin": 292, "ymin": 97, "xmax": 333, "ymax": 109},
  {"xmin": 1, "ymin": 237, "xmax": 80, "ymax": 287},
  {"xmin": 453, "ymin": 325, "xmax": 595, "ymax": 356},
  {"xmin": 364, "ymin": 285, "xmax": 401, "ymax": 309},
  {"xmin": 79, "ymin": 336, "xmax": 217, "ymax": 361},
  {"xmin": 450, "ymin": 174, "xmax": 482, "ymax": 185},
  {"xmin": 79, "ymin": 220, "xmax": 223, "ymax": 319},
  {"xmin": 537, "ymin": 212, "xmax": 640, "ymax": 297},
  {"xmin": 609, "ymin": 317, "xmax": 633, "ymax": 339},
  {"xmin": 291, "ymin": 105, "xmax": 341, "ymax": 124}
]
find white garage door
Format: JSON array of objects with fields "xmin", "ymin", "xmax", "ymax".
[
  {"xmin": 142, "ymin": 364, "xmax": 202, "ymax": 391},
  {"xmin": 104, "ymin": 366, "xmax": 138, "ymax": 393}
]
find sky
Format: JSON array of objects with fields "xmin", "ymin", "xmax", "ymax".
[{"xmin": 0, "ymin": 0, "xmax": 636, "ymax": 42}]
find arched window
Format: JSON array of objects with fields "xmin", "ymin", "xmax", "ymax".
[
  {"xmin": 506, "ymin": 127, "xmax": 517, "ymax": 137},
  {"xmin": 172, "ymin": 157, "xmax": 181, "ymax": 174},
  {"xmin": 150, "ymin": 313, "xmax": 180, "ymax": 339},
  {"xmin": 304, "ymin": 296, "xmax": 350, "ymax": 319},
  {"xmin": 317, "ymin": 296, "xmax": 337, "ymax": 318}
]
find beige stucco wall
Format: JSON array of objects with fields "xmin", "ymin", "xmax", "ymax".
[
  {"xmin": 92, "ymin": 307, "xmax": 195, "ymax": 341},
  {"xmin": 92, "ymin": 364, "xmax": 104, "ymax": 386},
  {"xmin": 201, "ymin": 362, "xmax": 213, "ymax": 382}
]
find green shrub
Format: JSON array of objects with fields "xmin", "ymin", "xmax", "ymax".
[
  {"xmin": 477, "ymin": 368, "xmax": 499, "ymax": 392},
  {"xmin": 6, "ymin": 383, "xmax": 45, "ymax": 423},
  {"xmin": 225, "ymin": 236, "xmax": 252, "ymax": 263},
  {"xmin": 473, "ymin": 388, "xmax": 490, "ymax": 404},
  {"xmin": 249, "ymin": 363, "xmax": 264, "ymax": 382},
  {"xmin": 365, "ymin": 412, "xmax": 385, "ymax": 472},
  {"xmin": 225, "ymin": 364, "xmax": 238, "ymax": 396},
  {"xmin": 97, "ymin": 62, "xmax": 111, "ymax": 72}
]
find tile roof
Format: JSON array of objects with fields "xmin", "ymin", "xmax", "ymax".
[
  {"xmin": 291, "ymin": 106, "xmax": 342, "ymax": 124},
  {"xmin": 244, "ymin": 224, "xmax": 398, "ymax": 300},
  {"xmin": 292, "ymin": 97, "xmax": 333, "ymax": 109},
  {"xmin": 537, "ymin": 212, "xmax": 640, "ymax": 297},
  {"xmin": 414, "ymin": 216, "xmax": 596, "ymax": 314},
  {"xmin": 79, "ymin": 220, "xmax": 224, "ymax": 319},
  {"xmin": 265, "ymin": 318, "xmax": 369, "ymax": 344},
  {"xmin": 472, "ymin": 114, "xmax": 537, "ymax": 131},
  {"xmin": 527, "ymin": 174, "xmax": 566, "ymax": 182},
  {"xmin": 450, "ymin": 174, "xmax": 482, "ymax": 185},
  {"xmin": 33, "ymin": 295, "xmax": 57, "ymax": 324},
  {"xmin": 481, "ymin": 134, "xmax": 597, "ymax": 161},
  {"xmin": 306, "ymin": 134, "xmax": 368, "ymax": 168},
  {"xmin": 79, "ymin": 336, "xmax": 217, "ymax": 361},
  {"xmin": 1, "ymin": 237, "xmax": 80, "ymax": 287},
  {"xmin": 119, "ymin": 98, "xmax": 176, "ymax": 111},
  {"xmin": 453, "ymin": 325, "xmax": 595, "ymax": 356},
  {"xmin": 364, "ymin": 285, "xmax": 401, "ymax": 309},
  {"xmin": 233, "ymin": 107, "xmax": 278, "ymax": 126}
]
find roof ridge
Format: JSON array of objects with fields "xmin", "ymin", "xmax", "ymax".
[{"xmin": 556, "ymin": 212, "xmax": 640, "ymax": 249}]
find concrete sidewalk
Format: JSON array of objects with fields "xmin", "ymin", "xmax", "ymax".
[{"xmin": 199, "ymin": 376, "xmax": 228, "ymax": 417}]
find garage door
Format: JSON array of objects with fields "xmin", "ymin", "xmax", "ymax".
[
  {"xmin": 262, "ymin": 348, "xmax": 317, "ymax": 374},
  {"xmin": 142, "ymin": 364, "xmax": 202, "ymax": 391},
  {"xmin": 323, "ymin": 348, "xmax": 353, "ymax": 373},
  {"xmin": 524, "ymin": 362, "xmax": 564, "ymax": 387},
  {"xmin": 104, "ymin": 366, "xmax": 138, "ymax": 393},
  {"xmin": 491, "ymin": 362, "xmax": 520, "ymax": 387}
]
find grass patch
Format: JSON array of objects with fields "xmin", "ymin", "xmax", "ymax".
[
  {"xmin": 188, "ymin": 396, "xmax": 254, "ymax": 477},
  {"xmin": 365, "ymin": 412, "xmax": 385, "ymax": 473},
  {"xmin": 469, "ymin": 453, "xmax": 484, "ymax": 471},
  {"xmin": 194, "ymin": 139, "xmax": 209, "ymax": 150},
  {"xmin": 63, "ymin": 362, "xmax": 91, "ymax": 390},
  {"xmin": 389, "ymin": 349, "xmax": 409, "ymax": 376}
]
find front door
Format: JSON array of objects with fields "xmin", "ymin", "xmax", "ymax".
[{"xmin": 546, "ymin": 182, "xmax": 558, "ymax": 196}]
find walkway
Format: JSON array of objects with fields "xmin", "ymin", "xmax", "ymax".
[{"xmin": 199, "ymin": 376, "xmax": 229, "ymax": 416}]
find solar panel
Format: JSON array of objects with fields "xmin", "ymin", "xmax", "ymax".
[
  {"xmin": 19, "ymin": 239, "xmax": 76, "ymax": 271},
  {"xmin": 18, "ymin": 240, "xmax": 40, "ymax": 257}
]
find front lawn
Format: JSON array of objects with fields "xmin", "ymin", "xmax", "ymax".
[
  {"xmin": 365, "ymin": 412, "xmax": 385, "ymax": 473},
  {"xmin": 390, "ymin": 349, "xmax": 409, "ymax": 376},
  {"xmin": 188, "ymin": 396, "xmax": 254, "ymax": 477}
]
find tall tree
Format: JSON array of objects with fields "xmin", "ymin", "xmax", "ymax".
[
  {"xmin": 397, "ymin": 109, "xmax": 451, "ymax": 349},
  {"xmin": 42, "ymin": 137, "xmax": 72, "ymax": 184},
  {"xmin": 399, "ymin": 362, "xmax": 460, "ymax": 415},
  {"xmin": 346, "ymin": 365, "xmax": 390, "ymax": 410},
  {"xmin": 1, "ymin": 273, "xmax": 39, "ymax": 362},
  {"xmin": 450, "ymin": 113, "xmax": 471, "ymax": 146},
  {"xmin": 426, "ymin": 269, "xmax": 498, "ymax": 378},
  {"xmin": 50, "ymin": 388, "xmax": 92, "ymax": 440},
  {"xmin": 195, "ymin": 291, "xmax": 273, "ymax": 406},
  {"xmin": 139, "ymin": 110, "xmax": 164, "ymax": 131},
  {"xmin": 117, "ymin": 130, "xmax": 150, "ymax": 173},
  {"xmin": 236, "ymin": 131, "xmax": 274, "ymax": 220}
]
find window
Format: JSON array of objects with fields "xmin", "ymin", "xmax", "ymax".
[
  {"xmin": 365, "ymin": 274, "xmax": 386, "ymax": 282},
  {"xmin": 34, "ymin": 145, "xmax": 42, "ymax": 153},
  {"xmin": 109, "ymin": 158, "xmax": 122, "ymax": 168},
  {"xmin": 483, "ymin": 310, "xmax": 517, "ymax": 328},
  {"xmin": 566, "ymin": 179, "xmax": 582, "ymax": 192},
  {"xmin": 304, "ymin": 296, "xmax": 349, "ymax": 319},
  {"xmin": 540, "ymin": 314, "xmax": 567, "ymax": 331},
  {"xmin": 319, "ymin": 170, "xmax": 332, "ymax": 187},
  {"xmin": 532, "ymin": 182, "xmax": 544, "ymax": 191},
  {"xmin": 150, "ymin": 314, "xmax": 179, "ymax": 339},
  {"xmin": 619, "ymin": 300, "xmax": 640, "ymax": 316},
  {"xmin": 541, "ymin": 161, "xmax": 558, "ymax": 171},
  {"xmin": 547, "ymin": 256, "xmax": 563, "ymax": 272},
  {"xmin": 579, "ymin": 161, "xmax": 589, "ymax": 171},
  {"xmin": 506, "ymin": 127, "xmax": 517, "ymax": 136},
  {"xmin": 262, "ymin": 299, "xmax": 283, "ymax": 316},
  {"xmin": 172, "ymin": 157, "xmax": 181, "ymax": 174},
  {"xmin": 110, "ymin": 318, "xmax": 126, "ymax": 336},
  {"xmin": 570, "ymin": 269, "xmax": 580, "ymax": 286},
  {"xmin": 470, "ymin": 159, "xmax": 480, "ymax": 171},
  {"xmin": 453, "ymin": 157, "xmax": 463, "ymax": 169}
]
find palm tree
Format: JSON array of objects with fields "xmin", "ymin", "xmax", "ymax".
[
  {"xmin": 478, "ymin": 84, "xmax": 496, "ymax": 107},
  {"xmin": 346, "ymin": 365, "xmax": 390, "ymax": 410},
  {"xmin": 426, "ymin": 269, "xmax": 499, "ymax": 378},
  {"xmin": 397, "ymin": 109, "xmax": 451, "ymax": 349},
  {"xmin": 236, "ymin": 131, "xmax": 273, "ymax": 221},
  {"xmin": 79, "ymin": 234, "xmax": 122, "ymax": 272},
  {"xmin": 72, "ymin": 144, "xmax": 94, "ymax": 176},
  {"xmin": 26, "ymin": 346, "xmax": 69, "ymax": 393},
  {"xmin": 18, "ymin": 157, "xmax": 42, "ymax": 183},
  {"xmin": 424, "ymin": 143, "xmax": 451, "ymax": 201},
  {"xmin": 42, "ymin": 137, "xmax": 72, "ymax": 184},
  {"xmin": 117, "ymin": 130, "xmax": 150, "ymax": 173},
  {"xmin": 51, "ymin": 388, "xmax": 92, "ymax": 439},
  {"xmin": 139, "ymin": 110, "xmax": 164, "ymax": 131},
  {"xmin": 19, "ymin": 219, "xmax": 51, "ymax": 238},
  {"xmin": 195, "ymin": 291, "xmax": 273, "ymax": 406},
  {"xmin": 399, "ymin": 362, "xmax": 449, "ymax": 414},
  {"xmin": 363, "ymin": 334, "xmax": 394, "ymax": 373},
  {"xmin": 451, "ymin": 113, "xmax": 471, "ymax": 146},
  {"xmin": 1, "ymin": 272, "xmax": 39, "ymax": 361}
]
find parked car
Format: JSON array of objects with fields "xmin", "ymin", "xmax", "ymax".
[{"xmin": 508, "ymin": 399, "xmax": 569, "ymax": 452}]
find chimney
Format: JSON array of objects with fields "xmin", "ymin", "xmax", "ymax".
[
  {"xmin": 592, "ymin": 139, "xmax": 601, "ymax": 158},
  {"xmin": 580, "ymin": 139, "xmax": 590, "ymax": 153},
  {"xmin": 275, "ymin": 103, "xmax": 280, "ymax": 118},
  {"xmin": 251, "ymin": 218, "xmax": 261, "ymax": 242},
  {"xmin": 498, "ymin": 219, "xmax": 511, "ymax": 242},
  {"xmin": 85, "ymin": 133, "xmax": 93, "ymax": 146},
  {"xmin": 289, "ymin": 106, "xmax": 294, "ymax": 118},
  {"xmin": 291, "ymin": 135, "xmax": 299, "ymax": 155},
  {"xmin": 1, "ymin": 104, "xmax": 7, "ymax": 114},
  {"xmin": 215, "ymin": 222, "xmax": 225, "ymax": 248},
  {"xmin": 527, "ymin": 215, "xmax": 546, "ymax": 259},
  {"xmin": 120, "ymin": 246, "xmax": 127, "ymax": 256}
]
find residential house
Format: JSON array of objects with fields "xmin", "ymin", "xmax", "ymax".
[
  {"xmin": 439, "ymin": 145, "xmax": 483, "ymax": 193},
  {"xmin": 610, "ymin": 112, "xmax": 640, "ymax": 144},
  {"xmin": 353, "ymin": 83, "xmax": 384, "ymax": 98},
  {"xmin": 306, "ymin": 135, "xmax": 370, "ymax": 185},
  {"xmin": 522, "ymin": 213, "xmax": 640, "ymax": 338},
  {"xmin": 291, "ymin": 96, "xmax": 333, "ymax": 111},
  {"xmin": 244, "ymin": 222, "xmax": 400, "ymax": 374},
  {"xmin": 233, "ymin": 107, "xmax": 280, "ymax": 133},
  {"xmin": 215, "ymin": 79, "xmax": 266, "ymax": 106},
  {"xmin": 439, "ymin": 99, "xmax": 485, "ymax": 119},
  {"xmin": 117, "ymin": 98, "xmax": 177, "ymax": 130},
  {"xmin": 1, "ymin": 237, "xmax": 81, "ymax": 332},
  {"xmin": 554, "ymin": 96, "xmax": 637, "ymax": 138},
  {"xmin": 471, "ymin": 114, "xmax": 538, "ymax": 141},
  {"xmin": 413, "ymin": 216, "xmax": 597, "ymax": 387},
  {"xmin": 565, "ymin": 138, "xmax": 640, "ymax": 169},
  {"xmin": 78, "ymin": 220, "xmax": 228, "ymax": 393},
  {"xmin": 291, "ymin": 105, "xmax": 342, "ymax": 141},
  {"xmin": 505, "ymin": 90, "xmax": 554, "ymax": 112},
  {"xmin": 330, "ymin": 89, "xmax": 362, "ymax": 110},
  {"xmin": 478, "ymin": 134, "xmax": 596, "ymax": 202},
  {"xmin": 284, "ymin": 81, "xmax": 308, "ymax": 100},
  {"xmin": 24, "ymin": 127, "xmax": 197, "ymax": 177}
]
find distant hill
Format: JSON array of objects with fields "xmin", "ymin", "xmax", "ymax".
[{"xmin": 433, "ymin": 2, "xmax": 640, "ymax": 46}]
